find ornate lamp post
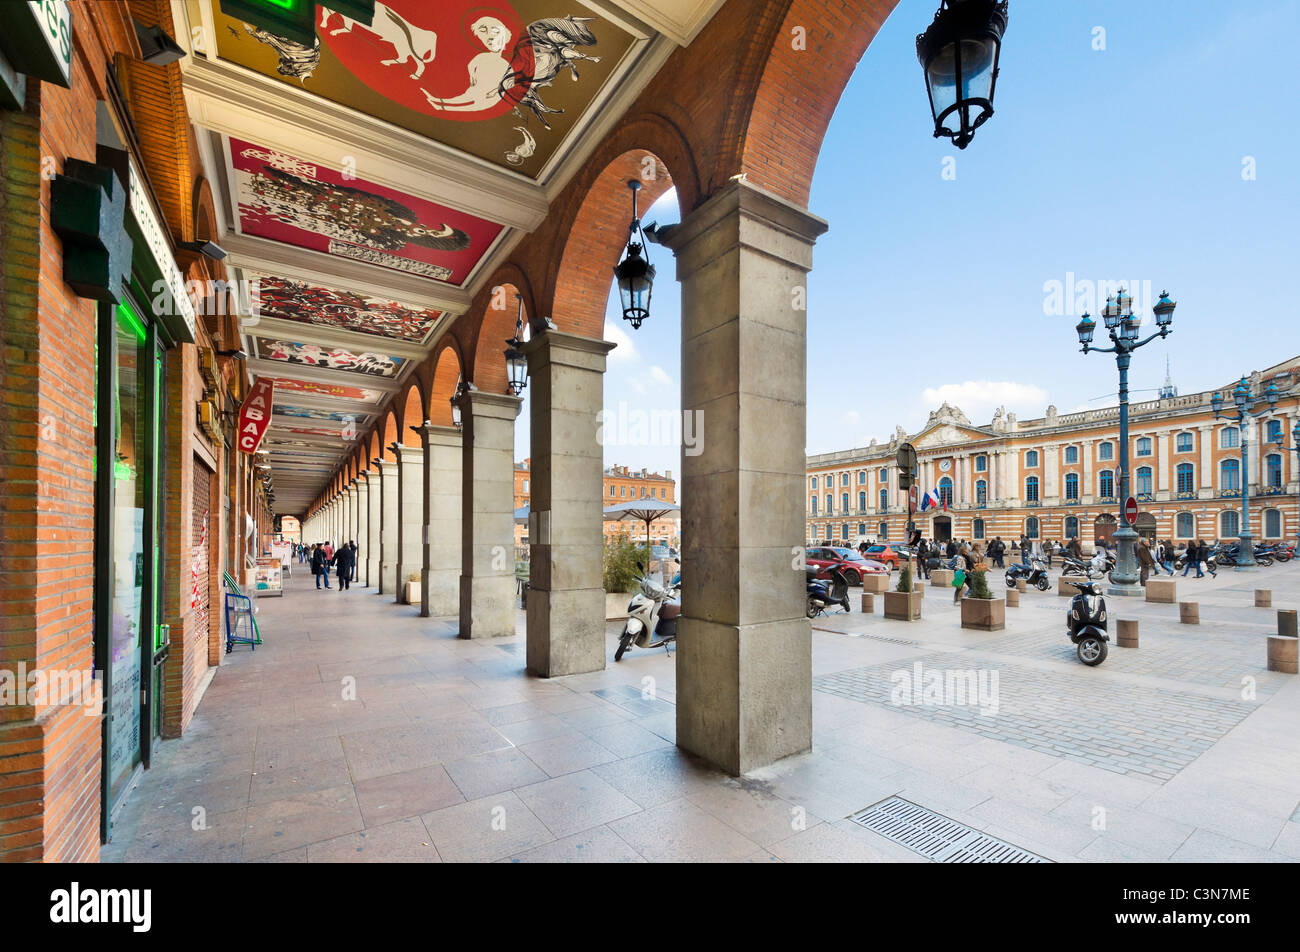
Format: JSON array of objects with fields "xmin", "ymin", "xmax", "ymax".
[
  {"xmin": 503, "ymin": 294, "xmax": 528, "ymax": 396},
  {"xmin": 613, "ymin": 180, "xmax": 655, "ymax": 329},
  {"xmin": 1211, "ymin": 377, "xmax": 1279, "ymax": 568},
  {"xmin": 1076, "ymin": 288, "xmax": 1176, "ymax": 596},
  {"xmin": 916, "ymin": 0, "xmax": 1009, "ymax": 150}
]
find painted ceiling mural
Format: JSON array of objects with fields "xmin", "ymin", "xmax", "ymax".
[
  {"xmin": 264, "ymin": 377, "xmax": 385, "ymax": 402},
  {"xmin": 252, "ymin": 275, "xmax": 443, "ymax": 343},
  {"xmin": 257, "ymin": 338, "xmax": 405, "ymax": 378},
  {"xmin": 230, "ymin": 138, "xmax": 501, "ymax": 282},
  {"xmin": 211, "ymin": 1, "xmax": 636, "ymax": 175},
  {"xmin": 274, "ymin": 404, "xmax": 368, "ymax": 424}
]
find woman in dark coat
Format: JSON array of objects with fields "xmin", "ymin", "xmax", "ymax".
[
  {"xmin": 333, "ymin": 542, "xmax": 355, "ymax": 591},
  {"xmin": 310, "ymin": 544, "xmax": 331, "ymax": 589}
]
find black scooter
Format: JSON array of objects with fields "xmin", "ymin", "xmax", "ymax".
[
  {"xmin": 807, "ymin": 566, "xmax": 851, "ymax": 617},
  {"xmin": 1005, "ymin": 558, "xmax": 1050, "ymax": 591},
  {"xmin": 1066, "ymin": 579, "xmax": 1109, "ymax": 666}
]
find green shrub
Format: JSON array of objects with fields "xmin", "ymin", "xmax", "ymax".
[
  {"xmin": 896, "ymin": 563, "xmax": 913, "ymax": 593},
  {"xmin": 602, "ymin": 541, "xmax": 643, "ymax": 593},
  {"xmin": 969, "ymin": 567, "xmax": 992, "ymax": 599}
]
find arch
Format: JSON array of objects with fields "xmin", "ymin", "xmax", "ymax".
[
  {"xmin": 1094, "ymin": 513, "xmax": 1117, "ymax": 546},
  {"xmin": 938, "ymin": 476, "xmax": 953, "ymax": 506},
  {"xmin": 400, "ymin": 384, "xmax": 425, "ymax": 447},
  {"xmin": 458, "ymin": 262, "xmax": 537, "ymax": 395},
  {"xmin": 1134, "ymin": 512, "xmax": 1157, "ymax": 542},
  {"xmin": 470, "ymin": 280, "xmax": 529, "ymax": 396},
  {"xmin": 367, "ymin": 431, "xmax": 381, "ymax": 468},
  {"xmin": 380, "ymin": 408, "xmax": 398, "ymax": 462},
  {"xmin": 549, "ymin": 149, "xmax": 678, "ymax": 340}
]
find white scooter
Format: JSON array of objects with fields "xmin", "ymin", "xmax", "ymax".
[{"xmin": 615, "ymin": 563, "xmax": 680, "ymax": 661}]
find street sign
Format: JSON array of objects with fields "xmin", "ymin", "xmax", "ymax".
[
  {"xmin": 897, "ymin": 442, "xmax": 918, "ymax": 490},
  {"xmin": 1123, "ymin": 496, "xmax": 1138, "ymax": 525},
  {"xmin": 908, "ymin": 485, "xmax": 918, "ymax": 512}
]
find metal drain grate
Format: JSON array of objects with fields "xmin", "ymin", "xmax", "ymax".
[{"xmin": 849, "ymin": 797, "xmax": 1049, "ymax": 863}]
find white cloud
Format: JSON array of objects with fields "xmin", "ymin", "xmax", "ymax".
[
  {"xmin": 604, "ymin": 320, "xmax": 639, "ymax": 364},
  {"xmin": 843, "ymin": 410, "xmax": 861, "ymax": 426},
  {"xmin": 919, "ymin": 380, "xmax": 1050, "ymax": 423}
]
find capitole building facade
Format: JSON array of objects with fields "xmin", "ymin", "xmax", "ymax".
[{"xmin": 807, "ymin": 357, "xmax": 1300, "ymax": 552}]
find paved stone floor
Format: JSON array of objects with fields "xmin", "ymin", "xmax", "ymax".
[{"xmin": 102, "ymin": 563, "xmax": 1300, "ymax": 863}]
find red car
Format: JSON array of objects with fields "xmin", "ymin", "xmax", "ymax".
[
  {"xmin": 862, "ymin": 544, "xmax": 904, "ymax": 570},
  {"xmin": 806, "ymin": 547, "xmax": 888, "ymax": 586}
]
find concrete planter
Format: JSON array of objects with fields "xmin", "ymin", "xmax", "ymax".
[
  {"xmin": 960, "ymin": 597, "xmax": 1005, "ymax": 631},
  {"xmin": 606, "ymin": 591, "xmax": 635, "ymax": 621},
  {"xmin": 1146, "ymin": 578, "xmax": 1176, "ymax": 603},
  {"xmin": 883, "ymin": 590, "xmax": 922, "ymax": 621},
  {"xmin": 930, "ymin": 569, "xmax": 954, "ymax": 588},
  {"xmin": 862, "ymin": 574, "xmax": 890, "ymax": 594},
  {"xmin": 403, "ymin": 580, "xmax": 421, "ymax": 605}
]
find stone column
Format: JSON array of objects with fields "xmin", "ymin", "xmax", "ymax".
[
  {"xmin": 417, "ymin": 425, "xmax": 462, "ymax": 617},
  {"xmin": 366, "ymin": 470, "xmax": 381, "ymax": 589},
  {"xmin": 1198, "ymin": 425, "xmax": 1214, "ymax": 497},
  {"xmin": 660, "ymin": 179, "xmax": 827, "ymax": 776},
  {"xmin": 455, "ymin": 389, "xmax": 522, "ymax": 638},
  {"xmin": 344, "ymin": 486, "xmax": 355, "ymax": 550},
  {"xmin": 1044, "ymin": 442, "xmax": 1060, "ymax": 502},
  {"xmin": 394, "ymin": 442, "xmax": 425, "ymax": 605},
  {"xmin": 1082, "ymin": 441, "xmax": 1095, "ymax": 504},
  {"xmin": 520, "ymin": 330, "xmax": 616, "ymax": 678},
  {"xmin": 376, "ymin": 458, "xmax": 399, "ymax": 595},
  {"xmin": 354, "ymin": 476, "xmax": 370, "ymax": 586},
  {"xmin": 1157, "ymin": 432, "xmax": 1171, "ymax": 499}
]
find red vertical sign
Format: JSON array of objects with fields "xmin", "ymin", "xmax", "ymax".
[{"xmin": 238, "ymin": 377, "xmax": 275, "ymax": 454}]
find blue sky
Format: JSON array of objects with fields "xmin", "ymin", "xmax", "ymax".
[{"xmin": 516, "ymin": 0, "xmax": 1299, "ymax": 484}]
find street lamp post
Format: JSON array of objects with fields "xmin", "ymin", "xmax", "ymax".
[
  {"xmin": 1076, "ymin": 288, "xmax": 1176, "ymax": 597},
  {"xmin": 1281, "ymin": 420, "xmax": 1300, "ymax": 551},
  {"xmin": 1211, "ymin": 378, "xmax": 1279, "ymax": 568}
]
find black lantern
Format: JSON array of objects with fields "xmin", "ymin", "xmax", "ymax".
[
  {"xmin": 613, "ymin": 180, "xmax": 655, "ymax": 329},
  {"xmin": 504, "ymin": 294, "xmax": 528, "ymax": 396},
  {"xmin": 916, "ymin": 0, "xmax": 1009, "ymax": 150},
  {"xmin": 1153, "ymin": 290, "xmax": 1176, "ymax": 332},
  {"xmin": 450, "ymin": 376, "xmax": 465, "ymax": 430},
  {"xmin": 1075, "ymin": 312, "xmax": 1095, "ymax": 350}
]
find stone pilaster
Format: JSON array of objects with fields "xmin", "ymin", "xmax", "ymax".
[
  {"xmin": 366, "ymin": 469, "xmax": 381, "ymax": 589},
  {"xmin": 417, "ymin": 425, "xmax": 462, "ymax": 617},
  {"xmin": 376, "ymin": 458, "xmax": 399, "ymax": 595},
  {"xmin": 354, "ymin": 476, "xmax": 370, "ymax": 586},
  {"xmin": 394, "ymin": 442, "xmax": 425, "ymax": 604}
]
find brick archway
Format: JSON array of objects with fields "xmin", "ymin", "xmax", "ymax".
[
  {"xmin": 471, "ymin": 281, "xmax": 529, "ymax": 395},
  {"xmin": 428, "ymin": 339, "xmax": 463, "ymax": 428}
]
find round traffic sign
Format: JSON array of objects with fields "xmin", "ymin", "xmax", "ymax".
[{"xmin": 1123, "ymin": 496, "xmax": 1138, "ymax": 525}]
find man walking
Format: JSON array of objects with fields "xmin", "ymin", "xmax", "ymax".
[
  {"xmin": 334, "ymin": 541, "xmax": 355, "ymax": 591},
  {"xmin": 311, "ymin": 543, "xmax": 331, "ymax": 588},
  {"xmin": 1136, "ymin": 539, "xmax": 1155, "ymax": 586}
]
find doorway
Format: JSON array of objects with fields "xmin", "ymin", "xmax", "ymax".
[
  {"xmin": 933, "ymin": 516, "xmax": 952, "ymax": 543},
  {"xmin": 1135, "ymin": 512, "xmax": 1156, "ymax": 543},
  {"xmin": 1094, "ymin": 513, "xmax": 1117, "ymax": 546}
]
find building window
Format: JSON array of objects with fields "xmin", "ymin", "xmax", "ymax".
[
  {"xmin": 1099, "ymin": 470, "xmax": 1114, "ymax": 498},
  {"xmin": 1176, "ymin": 432, "xmax": 1193, "ymax": 452},
  {"xmin": 1266, "ymin": 454, "xmax": 1282, "ymax": 489},
  {"xmin": 1099, "ymin": 442, "xmax": 1113, "ymax": 460},
  {"xmin": 975, "ymin": 480, "xmax": 987, "ymax": 505},
  {"xmin": 858, "ymin": 470, "xmax": 867, "ymax": 484},
  {"xmin": 1136, "ymin": 437, "xmax": 1152, "ymax": 457},
  {"xmin": 1175, "ymin": 512, "xmax": 1194, "ymax": 538},
  {"xmin": 1025, "ymin": 450, "xmax": 1039, "ymax": 468},
  {"xmin": 522, "ymin": 479, "xmax": 529, "ymax": 492},
  {"xmin": 1265, "ymin": 509, "xmax": 1282, "ymax": 538},
  {"xmin": 858, "ymin": 491, "xmax": 866, "ymax": 510},
  {"xmin": 878, "ymin": 467, "xmax": 887, "ymax": 481},
  {"xmin": 972, "ymin": 518, "xmax": 985, "ymax": 539},
  {"xmin": 1025, "ymin": 516, "xmax": 1040, "ymax": 539},
  {"xmin": 841, "ymin": 492, "xmax": 850, "ymax": 512},
  {"xmin": 1136, "ymin": 467, "xmax": 1153, "ymax": 495},
  {"xmin": 825, "ymin": 494, "xmax": 833, "ymax": 514},
  {"xmin": 809, "ymin": 497, "xmax": 817, "ymax": 514},
  {"xmin": 879, "ymin": 488, "xmax": 888, "ymax": 510},
  {"xmin": 975, "ymin": 454, "xmax": 987, "ymax": 472},
  {"xmin": 1177, "ymin": 463, "xmax": 1194, "ymax": 494},
  {"xmin": 841, "ymin": 523, "xmax": 850, "ymax": 540},
  {"xmin": 858, "ymin": 523, "xmax": 867, "ymax": 535},
  {"xmin": 1065, "ymin": 515, "xmax": 1079, "ymax": 538},
  {"xmin": 938, "ymin": 477, "xmax": 953, "ymax": 507},
  {"xmin": 1064, "ymin": 472, "xmax": 1079, "ymax": 500},
  {"xmin": 1221, "ymin": 426, "xmax": 1239, "ymax": 449},
  {"xmin": 610, "ymin": 486, "xmax": 616, "ymax": 497},
  {"xmin": 878, "ymin": 522, "xmax": 888, "ymax": 540},
  {"xmin": 620, "ymin": 486, "xmax": 626, "ymax": 497},
  {"xmin": 1024, "ymin": 476, "xmax": 1039, "ymax": 502},
  {"xmin": 1220, "ymin": 459, "xmax": 1240, "ymax": 492},
  {"xmin": 1064, "ymin": 446, "xmax": 1078, "ymax": 464},
  {"xmin": 841, "ymin": 472, "xmax": 849, "ymax": 486},
  {"xmin": 1267, "ymin": 420, "xmax": 1282, "ymax": 443},
  {"xmin": 828, "ymin": 524, "xmax": 837, "ymax": 540},
  {"xmin": 1221, "ymin": 509, "xmax": 1240, "ymax": 537},
  {"xmin": 810, "ymin": 476, "xmax": 818, "ymax": 489},
  {"xmin": 811, "ymin": 524, "xmax": 821, "ymax": 539}
]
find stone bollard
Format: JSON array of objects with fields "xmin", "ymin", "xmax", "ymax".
[
  {"xmin": 915, "ymin": 581, "xmax": 925, "ymax": 598},
  {"xmin": 1179, "ymin": 602, "xmax": 1199, "ymax": 625},
  {"xmin": 1016, "ymin": 579, "xmax": 1027, "ymax": 593},
  {"xmin": 1117, "ymin": 619, "xmax": 1139, "ymax": 648},
  {"xmin": 1006, "ymin": 588, "xmax": 1020, "ymax": 607},
  {"xmin": 1267, "ymin": 634, "xmax": 1297, "ymax": 674},
  {"xmin": 860, "ymin": 592, "xmax": 875, "ymax": 614},
  {"xmin": 1278, "ymin": 609, "xmax": 1297, "ymax": 638},
  {"xmin": 1254, "ymin": 589, "xmax": 1271, "ymax": 608},
  {"xmin": 1059, "ymin": 578, "xmax": 1081, "ymax": 597},
  {"xmin": 1145, "ymin": 577, "xmax": 1176, "ymax": 604}
]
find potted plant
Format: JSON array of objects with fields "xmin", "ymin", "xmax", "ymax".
[
  {"xmin": 960, "ymin": 567, "xmax": 1005, "ymax": 631},
  {"xmin": 603, "ymin": 541, "xmax": 642, "ymax": 620},
  {"xmin": 403, "ymin": 571, "xmax": 421, "ymax": 606},
  {"xmin": 884, "ymin": 564, "xmax": 923, "ymax": 621}
]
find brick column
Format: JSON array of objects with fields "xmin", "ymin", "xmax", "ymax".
[
  {"xmin": 417, "ymin": 425, "xmax": 462, "ymax": 617},
  {"xmin": 454, "ymin": 389, "xmax": 521, "ymax": 638},
  {"xmin": 394, "ymin": 442, "xmax": 424, "ymax": 605},
  {"xmin": 521, "ymin": 330, "xmax": 616, "ymax": 677},
  {"xmin": 660, "ymin": 179, "xmax": 827, "ymax": 775},
  {"xmin": 376, "ymin": 459, "xmax": 399, "ymax": 595}
]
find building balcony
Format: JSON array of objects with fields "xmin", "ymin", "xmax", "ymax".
[
  {"xmin": 1137, "ymin": 493, "xmax": 1155, "ymax": 503},
  {"xmin": 1220, "ymin": 489, "xmax": 1241, "ymax": 499},
  {"xmin": 1261, "ymin": 486, "xmax": 1286, "ymax": 496},
  {"xmin": 1062, "ymin": 498, "xmax": 1081, "ymax": 506},
  {"xmin": 1025, "ymin": 499, "xmax": 1041, "ymax": 508},
  {"xmin": 1098, "ymin": 496, "xmax": 1116, "ymax": 505},
  {"xmin": 1176, "ymin": 490, "xmax": 1197, "ymax": 500}
]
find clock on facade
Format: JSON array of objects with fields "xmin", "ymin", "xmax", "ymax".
[{"xmin": 939, "ymin": 459, "xmax": 952, "ymax": 472}]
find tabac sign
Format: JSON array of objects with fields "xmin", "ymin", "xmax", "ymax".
[{"xmin": 237, "ymin": 378, "xmax": 275, "ymax": 454}]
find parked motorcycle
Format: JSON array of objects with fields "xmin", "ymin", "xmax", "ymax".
[
  {"xmin": 1005, "ymin": 558, "xmax": 1051, "ymax": 591},
  {"xmin": 1062, "ymin": 555, "xmax": 1112, "ymax": 582},
  {"xmin": 1066, "ymin": 579, "xmax": 1109, "ymax": 666},
  {"xmin": 615, "ymin": 563, "xmax": 680, "ymax": 661},
  {"xmin": 807, "ymin": 566, "xmax": 851, "ymax": 618}
]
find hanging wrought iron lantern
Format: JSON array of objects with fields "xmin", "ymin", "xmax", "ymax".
[
  {"xmin": 613, "ymin": 180, "xmax": 655, "ymax": 329},
  {"xmin": 916, "ymin": 0, "xmax": 1009, "ymax": 150},
  {"xmin": 450, "ymin": 375, "xmax": 465, "ymax": 430},
  {"xmin": 504, "ymin": 294, "xmax": 528, "ymax": 396}
]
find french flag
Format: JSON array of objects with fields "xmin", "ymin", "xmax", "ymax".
[{"xmin": 920, "ymin": 489, "xmax": 941, "ymax": 512}]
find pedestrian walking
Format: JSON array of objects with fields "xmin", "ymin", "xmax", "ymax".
[
  {"xmin": 952, "ymin": 545, "xmax": 972, "ymax": 604},
  {"xmin": 334, "ymin": 541, "xmax": 355, "ymax": 590},
  {"xmin": 310, "ymin": 543, "xmax": 331, "ymax": 589},
  {"xmin": 1183, "ymin": 539, "xmax": 1206, "ymax": 578},
  {"xmin": 917, "ymin": 538, "xmax": 931, "ymax": 579},
  {"xmin": 1137, "ymin": 539, "xmax": 1155, "ymax": 586}
]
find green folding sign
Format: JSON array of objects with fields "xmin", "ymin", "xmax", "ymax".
[{"xmin": 218, "ymin": 0, "xmax": 372, "ymax": 47}]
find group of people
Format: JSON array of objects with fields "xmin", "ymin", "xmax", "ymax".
[
  {"xmin": 307, "ymin": 540, "xmax": 358, "ymax": 590},
  {"xmin": 1136, "ymin": 538, "xmax": 1219, "ymax": 583}
]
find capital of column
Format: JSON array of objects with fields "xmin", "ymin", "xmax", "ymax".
[
  {"xmin": 416, "ymin": 423, "xmax": 463, "ymax": 448},
  {"xmin": 392, "ymin": 441, "xmax": 424, "ymax": 464},
  {"xmin": 455, "ymin": 388, "xmax": 522, "ymax": 422},
  {"xmin": 520, "ymin": 328, "xmax": 616, "ymax": 373}
]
